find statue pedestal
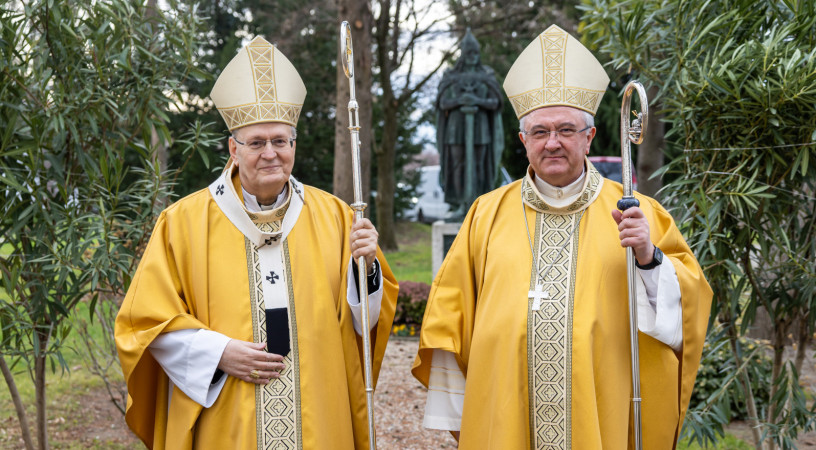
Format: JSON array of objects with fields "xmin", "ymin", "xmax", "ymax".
[{"xmin": 432, "ymin": 220, "xmax": 462, "ymax": 278}]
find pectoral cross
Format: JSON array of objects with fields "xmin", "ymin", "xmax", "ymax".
[{"xmin": 529, "ymin": 284, "xmax": 549, "ymax": 311}]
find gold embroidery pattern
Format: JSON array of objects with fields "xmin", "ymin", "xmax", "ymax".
[
  {"xmin": 541, "ymin": 28, "xmax": 566, "ymax": 104},
  {"xmin": 219, "ymin": 103, "xmax": 302, "ymax": 130},
  {"xmin": 521, "ymin": 162, "xmax": 603, "ymax": 215},
  {"xmin": 283, "ymin": 242, "xmax": 303, "ymax": 446},
  {"xmin": 217, "ymin": 41, "xmax": 302, "ymax": 129},
  {"xmin": 247, "ymin": 225, "xmax": 301, "ymax": 449},
  {"xmin": 248, "ymin": 44, "xmax": 276, "ymax": 104},
  {"xmin": 250, "ymin": 186, "xmax": 291, "ymax": 239},
  {"xmin": 527, "ymin": 211, "xmax": 581, "ymax": 450},
  {"xmin": 509, "ymin": 27, "xmax": 604, "ymax": 118},
  {"xmin": 566, "ymin": 168, "xmax": 602, "ymax": 213}
]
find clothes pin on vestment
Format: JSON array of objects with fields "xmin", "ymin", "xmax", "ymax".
[{"xmin": 529, "ymin": 285, "xmax": 549, "ymax": 311}]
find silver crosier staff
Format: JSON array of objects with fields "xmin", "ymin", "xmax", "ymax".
[
  {"xmin": 340, "ymin": 20, "xmax": 377, "ymax": 450},
  {"xmin": 617, "ymin": 79, "xmax": 648, "ymax": 450}
]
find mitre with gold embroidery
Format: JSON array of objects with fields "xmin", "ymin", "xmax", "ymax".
[
  {"xmin": 211, "ymin": 36, "xmax": 307, "ymax": 130},
  {"xmin": 503, "ymin": 25, "xmax": 609, "ymax": 118}
]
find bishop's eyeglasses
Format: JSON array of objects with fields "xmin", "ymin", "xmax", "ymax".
[
  {"xmin": 522, "ymin": 125, "xmax": 592, "ymax": 141},
  {"xmin": 232, "ymin": 136, "xmax": 295, "ymax": 151}
]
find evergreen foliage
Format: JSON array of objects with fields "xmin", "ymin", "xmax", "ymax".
[
  {"xmin": 690, "ymin": 332, "xmax": 772, "ymax": 421},
  {"xmin": 165, "ymin": 0, "xmax": 340, "ymax": 197},
  {"xmin": 583, "ymin": 0, "xmax": 816, "ymax": 447},
  {"xmin": 247, "ymin": 0, "xmax": 339, "ymax": 193},
  {"xmin": 167, "ymin": 0, "xmax": 423, "ymax": 223},
  {"xmin": 447, "ymin": 1, "xmax": 622, "ymax": 180},
  {"xmin": 0, "ymin": 1, "xmax": 218, "ymax": 447}
]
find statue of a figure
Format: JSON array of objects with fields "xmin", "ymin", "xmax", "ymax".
[{"xmin": 436, "ymin": 29, "xmax": 504, "ymax": 219}]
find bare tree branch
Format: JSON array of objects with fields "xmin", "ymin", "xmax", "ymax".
[{"xmin": 398, "ymin": 48, "xmax": 455, "ymax": 104}]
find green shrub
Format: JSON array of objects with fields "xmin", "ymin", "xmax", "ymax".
[
  {"xmin": 691, "ymin": 336, "xmax": 772, "ymax": 420},
  {"xmin": 392, "ymin": 281, "xmax": 431, "ymax": 335},
  {"xmin": 678, "ymin": 433, "xmax": 752, "ymax": 449}
]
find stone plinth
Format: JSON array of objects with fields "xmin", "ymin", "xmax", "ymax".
[{"xmin": 431, "ymin": 220, "xmax": 462, "ymax": 278}]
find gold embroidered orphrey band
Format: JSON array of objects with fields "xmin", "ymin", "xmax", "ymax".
[
  {"xmin": 527, "ymin": 208, "xmax": 580, "ymax": 449},
  {"xmin": 520, "ymin": 166, "xmax": 603, "ymax": 449},
  {"xmin": 248, "ymin": 216, "xmax": 302, "ymax": 449}
]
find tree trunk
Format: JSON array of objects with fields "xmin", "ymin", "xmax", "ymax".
[
  {"xmin": 728, "ymin": 326, "xmax": 763, "ymax": 450},
  {"xmin": 375, "ymin": 100, "xmax": 399, "ymax": 251},
  {"xmin": 794, "ymin": 312, "xmax": 809, "ymax": 376},
  {"xmin": 334, "ymin": 0, "xmax": 373, "ymax": 208},
  {"xmin": 1, "ymin": 355, "xmax": 35, "ymax": 450},
  {"xmin": 34, "ymin": 330, "xmax": 49, "ymax": 450},
  {"xmin": 765, "ymin": 325, "xmax": 787, "ymax": 445},
  {"xmin": 636, "ymin": 87, "xmax": 664, "ymax": 199},
  {"xmin": 785, "ymin": 310, "xmax": 810, "ymax": 421}
]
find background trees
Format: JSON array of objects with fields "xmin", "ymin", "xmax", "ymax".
[
  {"xmin": 0, "ymin": 1, "xmax": 218, "ymax": 448},
  {"xmin": 3, "ymin": 0, "xmax": 815, "ymax": 447},
  {"xmin": 371, "ymin": 0, "xmax": 455, "ymax": 249},
  {"xmin": 584, "ymin": 0, "xmax": 816, "ymax": 447}
]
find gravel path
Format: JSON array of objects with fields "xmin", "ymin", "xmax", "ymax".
[{"xmin": 375, "ymin": 338, "xmax": 457, "ymax": 449}]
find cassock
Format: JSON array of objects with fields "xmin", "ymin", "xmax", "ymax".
[
  {"xmin": 115, "ymin": 161, "xmax": 398, "ymax": 449},
  {"xmin": 412, "ymin": 160, "xmax": 712, "ymax": 449}
]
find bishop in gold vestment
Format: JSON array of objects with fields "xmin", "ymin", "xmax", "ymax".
[
  {"xmin": 412, "ymin": 25, "xmax": 711, "ymax": 449},
  {"xmin": 115, "ymin": 36, "xmax": 397, "ymax": 449}
]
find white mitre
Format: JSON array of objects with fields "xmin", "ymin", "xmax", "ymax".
[
  {"xmin": 503, "ymin": 24, "xmax": 609, "ymax": 118},
  {"xmin": 210, "ymin": 36, "xmax": 307, "ymax": 131}
]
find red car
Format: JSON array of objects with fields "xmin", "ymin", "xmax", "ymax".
[{"xmin": 588, "ymin": 156, "xmax": 638, "ymax": 191}]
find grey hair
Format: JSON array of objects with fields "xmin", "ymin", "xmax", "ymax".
[
  {"xmin": 519, "ymin": 110, "xmax": 595, "ymax": 132},
  {"xmin": 581, "ymin": 111, "xmax": 594, "ymax": 128}
]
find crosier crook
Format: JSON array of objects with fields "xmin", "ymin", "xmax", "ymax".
[
  {"xmin": 617, "ymin": 80, "xmax": 649, "ymax": 450},
  {"xmin": 340, "ymin": 21, "xmax": 377, "ymax": 450}
]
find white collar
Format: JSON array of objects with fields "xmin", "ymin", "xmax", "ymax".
[
  {"xmin": 242, "ymin": 184, "xmax": 289, "ymax": 213},
  {"xmin": 533, "ymin": 168, "xmax": 586, "ymax": 204},
  {"xmin": 208, "ymin": 160, "xmax": 304, "ymax": 247}
]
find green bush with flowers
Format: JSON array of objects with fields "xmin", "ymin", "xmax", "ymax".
[{"xmin": 392, "ymin": 281, "xmax": 431, "ymax": 336}]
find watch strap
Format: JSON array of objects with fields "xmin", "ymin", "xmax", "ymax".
[{"xmin": 636, "ymin": 246, "xmax": 663, "ymax": 270}]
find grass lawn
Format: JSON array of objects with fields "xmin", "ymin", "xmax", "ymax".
[
  {"xmin": 385, "ymin": 221, "xmax": 433, "ymax": 285},
  {"xmin": 678, "ymin": 434, "xmax": 752, "ymax": 449}
]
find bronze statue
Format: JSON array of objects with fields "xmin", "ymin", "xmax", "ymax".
[{"xmin": 436, "ymin": 29, "xmax": 504, "ymax": 219}]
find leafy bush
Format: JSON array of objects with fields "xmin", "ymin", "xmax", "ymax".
[
  {"xmin": 393, "ymin": 281, "xmax": 431, "ymax": 334},
  {"xmin": 690, "ymin": 336, "xmax": 772, "ymax": 420},
  {"xmin": 678, "ymin": 434, "xmax": 752, "ymax": 450}
]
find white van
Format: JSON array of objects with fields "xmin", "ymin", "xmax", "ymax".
[{"xmin": 403, "ymin": 165, "xmax": 450, "ymax": 223}]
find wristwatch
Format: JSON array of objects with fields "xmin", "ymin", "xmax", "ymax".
[{"xmin": 635, "ymin": 246, "xmax": 663, "ymax": 270}]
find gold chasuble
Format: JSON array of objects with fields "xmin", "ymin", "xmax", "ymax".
[
  {"xmin": 116, "ymin": 162, "xmax": 397, "ymax": 449},
  {"xmin": 412, "ymin": 160, "xmax": 712, "ymax": 449}
]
